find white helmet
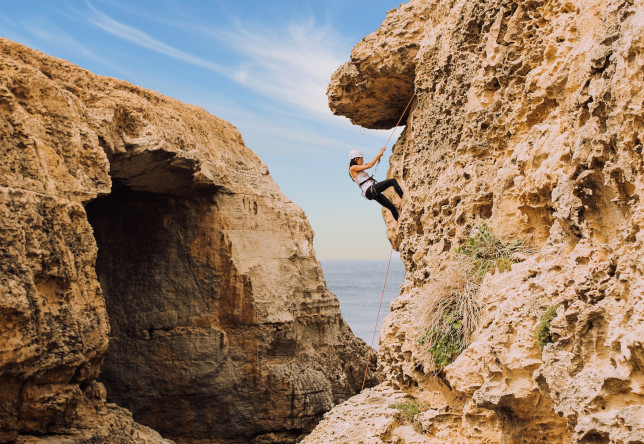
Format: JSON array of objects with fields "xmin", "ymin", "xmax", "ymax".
[{"xmin": 349, "ymin": 150, "xmax": 363, "ymax": 160}]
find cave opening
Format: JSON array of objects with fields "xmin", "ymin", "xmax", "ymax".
[
  {"xmin": 82, "ymin": 151, "xmax": 354, "ymax": 442},
  {"xmin": 86, "ymin": 181, "xmax": 220, "ymax": 335},
  {"xmin": 84, "ymin": 181, "xmax": 236, "ymax": 440}
]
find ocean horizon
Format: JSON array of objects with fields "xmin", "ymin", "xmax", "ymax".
[{"xmin": 320, "ymin": 258, "xmax": 405, "ymax": 350}]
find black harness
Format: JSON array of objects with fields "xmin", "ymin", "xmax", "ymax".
[{"xmin": 349, "ymin": 170, "xmax": 379, "ymax": 200}]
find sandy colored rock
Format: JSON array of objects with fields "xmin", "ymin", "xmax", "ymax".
[
  {"xmin": 321, "ymin": 0, "xmax": 644, "ymax": 442},
  {"xmin": 327, "ymin": 2, "xmax": 429, "ymax": 129},
  {"xmin": 0, "ymin": 38, "xmax": 378, "ymax": 443},
  {"xmin": 301, "ymin": 383, "xmax": 426, "ymax": 444}
]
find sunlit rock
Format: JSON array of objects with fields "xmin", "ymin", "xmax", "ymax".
[{"xmin": 311, "ymin": 0, "xmax": 644, "ymax": 442}]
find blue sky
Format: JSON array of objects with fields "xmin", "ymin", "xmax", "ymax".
[{"xmin": 1, "ymin": 0, "xmax": 405, "ymax": 260}]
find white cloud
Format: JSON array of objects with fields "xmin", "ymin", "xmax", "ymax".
[
  {"xmin": 202, "ymin": 104, "xmax": 379, "ymax": 156},
  {"xmin": 85, "ymin": 4, "xmax": 233, "ymax": 78},
  {"xmin": 76, "ymin": 4, "xmax": 404, "ymax": 149},
  {"xmin": 234, "ymin": 70, "xmax": 249, "ymax": 84},
  {"xmin": 80, "ymin": 4, "xmax": 356, "ymax": 123},
  {"xmin": 201, "ymin": 18, "xmax": 349, "ymax": 119}
]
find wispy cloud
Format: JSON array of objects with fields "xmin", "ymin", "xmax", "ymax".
[
  {"xmin": 75, "ymin": 2, "xmax": 397, "ymax": 140},
  {"xmin": 78, "ymin": 3, "xmax": 352, "ymax": 121},
  {"xmin": 85, "ymin": 3, "xmax": 233, "ymax": 78},
  {"xmin": 212, "ymin": 19, "xmax": 348, "ymax": 118},
  {"xmin": 201, "ymin": 102, "xmax": 379, "ymax": 156}
]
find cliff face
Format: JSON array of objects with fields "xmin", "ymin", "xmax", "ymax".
[
  {"xmin": 0, "ymin": 39, "xmax": 376, "ymax": 443},
  {"xmin": 310, "ymin": 0, "xmax": 644, "ymax": 442}
]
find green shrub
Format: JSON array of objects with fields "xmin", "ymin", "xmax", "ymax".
[
  {"xmin": 389, "ymin": 400, "xmax": 427, "ymax": 433},
  {"xmin": 456, "ymin": 222, "xmax": 526, "ymax": 279},
  {"xmin": 535, "ymin": 305, "xmax": 559, "ymax": 351},
  {"xmin": 424, "ymin": 329, "xmax": 464, "ymax": 368}
]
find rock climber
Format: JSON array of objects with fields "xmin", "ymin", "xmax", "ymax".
[{"xmin": 348, "ymin": 148, "xmax": 403, "ymax": 221}]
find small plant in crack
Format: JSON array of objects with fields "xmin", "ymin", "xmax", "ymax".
[
  {"xmin": 418, "ymin": 294, "xmax": 469, "ymax": 369},
  {"xmin": 456, "ymin": 222, "xmax": 530, "ymax": 278},
  {"xmin": 535, "ymin": 304, "xmax": 559, "ymax": 351},
  {"xmin": 389, "ymin": 400, "xmax": 428, "ymax": 433}
]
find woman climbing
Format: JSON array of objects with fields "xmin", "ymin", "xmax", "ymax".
[{"xmin": 348, "ymin": 148, "xmax": 403, "ymax": 220}]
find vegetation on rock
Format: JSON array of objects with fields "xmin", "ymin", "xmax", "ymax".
[
  {"xmin": 389, "ymin": 400, "xmax": 427, "ymax": 433},
  {"xmin": 535, "ymin": 305, "xmax": 559, "ymax": 351},
  {"xmin": 455, "ymin": 222, "xmax": 527, "ymax": 278},
  {"xmin": 419, "ymin": 223, "xmax": 529, "ymax": 369},
  {"xmin": 417, "ymin": 296, "xmax": 467, "ymax": 369}
]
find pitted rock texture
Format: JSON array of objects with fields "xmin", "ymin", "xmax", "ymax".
[
  {"xmin": 302, "ymin": 384, "xmax": 427, "ymax": 444},
  {"xmin": 323, "ymin": 0, "xmax": 644, "ymax": 442},
  {"xmin": 327, "ymin": 3, "xmax": 429, "ymax": 129},
  {"xmin": 0, "ymin": 38, "xmax": 377, "ymax": 443}
]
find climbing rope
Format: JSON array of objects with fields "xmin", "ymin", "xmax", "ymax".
[
  {"xmin": 361, "ymin": 246, "xmax": 394, "ymax": 391},
  {"xmin": 360, "ymin": 94, "xmax": 415, "ymax": 392},
  {"xmin": 372, "ymin": 94, "xmax": 415, "ymax": 178}
]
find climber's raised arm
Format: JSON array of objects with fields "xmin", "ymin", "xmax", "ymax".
[{"xmin": 349, "ymin": 147, "xmax": 385, "ymax": 176}]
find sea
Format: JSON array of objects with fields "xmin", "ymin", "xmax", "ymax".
[{"xmin": 320, "ymin": 258, "xmax": 405, "ymax": 350}]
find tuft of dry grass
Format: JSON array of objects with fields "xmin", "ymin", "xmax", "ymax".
[
  {"xmin": 417, "ymin": 264, "xmax": 481, "ymax": 369},
  {"xmin": 418, "ymin": 223, "xmax": 532, "ymax": 370}
]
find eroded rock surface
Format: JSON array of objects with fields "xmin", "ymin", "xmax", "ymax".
[
  {"xmin": 0, "ymin": 38, "xmax": 377, "ymax": 443},
  {"xmin": 320, "ymin": 0, "xmax": 644, "ymax": 442},
  {"xmin": 326, "ymin": 2, "xmax": 428, "ymax": 129},
  {"xmin": 303, "ymin": 384, "xmax": 426, "ymax": 444}
]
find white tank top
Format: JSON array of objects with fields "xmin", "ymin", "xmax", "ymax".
[{"xmin": 351, "ymin": 170, "xmax": 374, "ymax": 195}]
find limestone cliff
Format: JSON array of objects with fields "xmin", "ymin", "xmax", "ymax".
[
  {"xmin": 308, "ymin": 0, "xmax": 644, "ymax": 442},
  {"xmin": 0, "ymin": 38, "xmax": 377, "ymax": 443}
]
